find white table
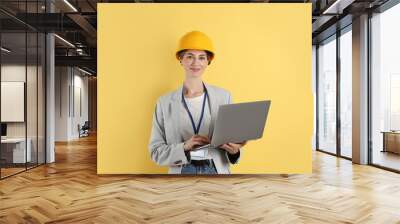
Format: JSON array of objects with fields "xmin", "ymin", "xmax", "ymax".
[{"xmin": 1, "ymin": 138, "xmax": 32, "ymax": 163}]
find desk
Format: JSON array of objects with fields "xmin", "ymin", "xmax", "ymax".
[
  {"xmin": 381, "ymin": 131, "xmax": 400, "ymax": 154},
  {"xmin": 1, "ymin": 138, "xmax": 32, "ymax": 163}
]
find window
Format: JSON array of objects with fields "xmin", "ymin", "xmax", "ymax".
[
  {"xmin": 371, "ymin": 2, "xmax": 400, "ymax": 171},
  {"xmin": 318, "ymin": 36, "xmax": 337, "ymax": 154},
  {"xmin": 340, "ymin": 28, "xmax": 352, "ymax": 158}
]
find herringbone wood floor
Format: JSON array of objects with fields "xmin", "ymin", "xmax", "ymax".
[{"xmin": 1, "ymin": 134, "xmax": 400, "ymax": 224}]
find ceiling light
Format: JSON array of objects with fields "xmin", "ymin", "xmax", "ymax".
[
  {"xmin": 54, "ymin": 34, "xmax": 75, "ymax": 48},
  {"xmin": 322, "ymin": 0, "xmax": 354, "ymax": 15},
  {"xmin": 77, "ymin": 67, "xmax": 93, "ymax": 76},
  {"xmin": 63, "ymin": 0, "xmax": 78, "ymax": 12},
  {"xmin": 1, "ymin": 47, "xmax": 11, "ymax": 53}
]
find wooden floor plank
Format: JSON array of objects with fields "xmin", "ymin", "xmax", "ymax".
[{"xmin": 1, "ymin": 134, "xmax": 400, "ymax": 223}]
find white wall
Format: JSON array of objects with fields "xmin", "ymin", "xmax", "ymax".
[
  {"xmin": 72, "ymin": 73, "xmax": 89, "ymax": 138},
  {"xmin": 1, "ymin": 65, "xmax": 39, "ymax": 137},
  {"xmin": 55, "ymin": 67, "xmax": 70, "ymax": 141},
  {"xmin": 1, "ymin": 66, "xmax": 26, "ymax": 134},
  {"xmin": 55, "ymin": 67, "xmax": 89, "ymax": 141}
]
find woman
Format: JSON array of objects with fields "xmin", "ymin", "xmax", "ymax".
[{"xmin": 148, "ymin": 31, "xmax": 246, "ymax": 174}]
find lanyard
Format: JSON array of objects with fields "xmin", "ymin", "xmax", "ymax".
[{"xmin": 182, "ymin": 85, "xmax": 208, "ymax": 135}]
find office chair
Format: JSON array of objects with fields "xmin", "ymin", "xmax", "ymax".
[{"xmin": 79, "ymin": 121, "xmax": 90, "ymax": 138}]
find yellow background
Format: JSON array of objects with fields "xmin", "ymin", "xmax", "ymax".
[{"xmin": 98, "ymin": 3, "xmax": 312, "ymax": 174}]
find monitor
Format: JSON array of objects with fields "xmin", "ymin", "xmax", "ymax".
[{"xmin": 1, "ymin": 123, "xmax": 7, "ymax": 137}]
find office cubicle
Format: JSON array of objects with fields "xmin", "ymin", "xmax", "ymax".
[{"xmin": 0, "ymin": 1, "xmax": 46, "ymax": 179}]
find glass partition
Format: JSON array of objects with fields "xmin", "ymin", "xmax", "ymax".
[
  {"xmin": 0, "ymin": 1, "xmax": 46, "ymax": 179},
  {"xmin": 27, "ymin": 30, "xmax": 38, "ymax": 169},
  {"xmin": 1, "ymin": 31, "xmax": 28, "ymax": 177}
]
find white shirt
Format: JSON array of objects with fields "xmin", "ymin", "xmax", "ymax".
[{"xmin": 180, "ymin": 93, "xmax": 211, "ymax": 160}]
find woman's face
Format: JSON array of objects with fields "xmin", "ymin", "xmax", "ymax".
[{"xmin": 180, "ymin": 50, "xmax": 209, "ymax": 78}]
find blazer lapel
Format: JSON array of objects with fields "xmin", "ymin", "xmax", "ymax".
[
  {"xmin": 204, "ymin": 83, "xmax": 219, "ymax": 138},
  {"xmin": 170, "ymin": 86, "xmax": 183, "ymax": 142}
]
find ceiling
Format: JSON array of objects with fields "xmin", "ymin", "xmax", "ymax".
[{"xmin": 0, "ymin": 0, "xmax": 393, "ymax": 75}]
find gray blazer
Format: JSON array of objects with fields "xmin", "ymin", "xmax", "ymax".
[{"xmin": 148, "ymin": 83, "xmax": 241, "ymax": 174}]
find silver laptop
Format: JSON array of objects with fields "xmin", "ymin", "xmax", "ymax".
[{"xmin": 194, "ymin": 100, "xmax": 271, "ymax": 150}]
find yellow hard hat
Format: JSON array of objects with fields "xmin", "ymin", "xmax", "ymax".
[{"xmin": 176, "ymin": 31, "xmax": 214, "ymax": 61}]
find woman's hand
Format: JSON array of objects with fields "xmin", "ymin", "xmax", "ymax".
[
  {"xmin": 220, "ymin": 141, "xmax": 247, "ymax": 155},
  {"xmin": 183, "ymin": 135, "xmax": 210, "ymax": 151}
]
